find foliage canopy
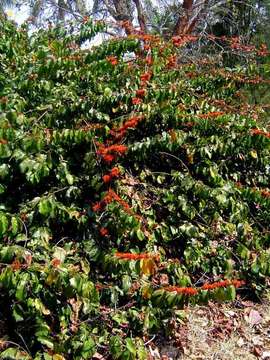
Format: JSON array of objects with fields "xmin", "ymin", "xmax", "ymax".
[{"xmin": 0, "ymin": 16, "xmax": 270, "ymax": 359}]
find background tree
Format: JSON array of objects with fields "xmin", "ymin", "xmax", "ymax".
[{"xmin": 4, "ymin": 0, "xmax": 270, "ymax": 43}]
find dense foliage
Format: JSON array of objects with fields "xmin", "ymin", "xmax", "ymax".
[{"xmin": 0, "ymin": 16, "xmax": 270, "ymax": 359}]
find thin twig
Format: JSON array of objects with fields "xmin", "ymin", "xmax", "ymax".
[{"xmin": 159, "ymin": 151, "xmax": 190, "ymax": 173}]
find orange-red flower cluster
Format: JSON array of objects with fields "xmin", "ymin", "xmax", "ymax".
[
  {"xmin": 164, "ymin": 286, "xmax": 198, "ymax": 296},
  {"xmin": 167, "ymin": 55, "xmax": 177, "ymax": 69},
  {"xmin": 96, "ymin": 143, "xmax": 128, "ymax": 163},
  {"xmin": 234, "ymin": 44, "xmax": 257, "ymax": 53},
  {"xmin": 206, "ymin": 35, "xmax": 268, "ymax": 57},
  {"xmin": 121, "ymin": 115, "xmax": 144, "ymax": 130},
  {"xmin": 106, "ymin": 56, "xmax": 118, "ymax": 66},
  {"xmin": 260, "ymin": 190, "xmax": 270, "ymax": 199},
  {"xmin": 11, "ymin": 255, "xmax": 32, "ymax": 271},
  {"xmin": 102, "ymin": 167, "xmax": 121, "ymax": 183},
  {"xmin": 0, "ymin": 138, "xmax": 8, "ymax": 145},
  {"xmin": 140, "ymin": 72, "xmax": 152, "ymax": 86},
  {"xmin": 230, "ymin": 37, "xmax": 256, "ymax": 53},
  {"xmin": 145, "ymin": 56, "xmax": 153, "ymax": 65},
  {"xmin": 257, "ymin": 44, "xmax": 269, "ymax": 57},
  {"xmin": 172, "ymin": 35, "xmax": 198, "ymax": 47},
  {"xmin": 250, "ymin": 128, "xmax": 270, "ymax": 139},
  {"xmin": 110, "ymin": 115, "xmax": 144, "ymax": 141},
  {"xmin": 93, "ymin": 189, "xmax": 131, "ymax": 213},
  {"xmin": 137, "ymin": 34, "xmax": 155, "ymax": 42},
  {"xmin": 163, "ymin": 279, "xmax": 245, "ymax": 296},
  {"xmin": 198, "ymin": 111, "xmax": 225, "ymax": 119},
  {"xmin": 201, "ymin": 279, "xmax": 245, "ymax": 290},
  {"xmin": 105, "ymin": 189, "xmax": 131, "ymax": 212},
  {"xmin": 115, "ymin": 252, "xmax": 158, "ymax": 261}
]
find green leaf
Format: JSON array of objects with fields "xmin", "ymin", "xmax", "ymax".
[
  {"xmin": 125, "ymin": 338, "xmax": 136, "ymax": 356},
  {"xmin": 0, "ymin": 214, "xmax": 9, "ymax": 236},
  {"xmin": 15, "ymin": 274, "xmax": 29, "ymax": 301},
  {"xmin": 136, "ymin": 229, "xmax": 144, "ymax": 241}
]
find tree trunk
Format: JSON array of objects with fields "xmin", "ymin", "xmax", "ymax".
[
  {"xmin": 133, "ymin": 0, "xmax": 147, "ymax": 33},
  {"xmin": 174, "ymin": 0, "xmax": 194, "ymax": 35}
]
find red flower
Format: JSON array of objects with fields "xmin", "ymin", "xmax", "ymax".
[
  {"xmin": 140, "ymin": 72, "xmax": 151, "ymax": 82},
  {"xmin": 11, "ymin": 259, "xmax": 22, "ymax": 271},
  {"xmin": 136, "ymin": 89, "xmax": 146, "ymax": 97},
  {"xmin": 102, "ymin": 174, "xmax": 111, "ymax": 183},
  {"xmin": 144, "ymin": 44, "xmax": 151, "ymax": 51},
  {"xmin": 100, "ymin": 227, "xmax": 109, "ymax": 236},
  {"xmin": 92, "ymin": 202, "xmax": 102, "ymax": 212},
  {"xmin": 51, "ymin": 258, "xmax": 61, "ymax": 268},
  {"xmin": 106, "ymin": 56, "xmax": 118, "ymax": 66},
  {"xmin": 97, "ymin": 143, "xmax": 128, "ymax": 159},
  {"xmin": 132, "ymin": 97, "xmax": 142, "ymax": 105},
  {"xmin": 172, "ymin": 36, "xmax": 182, "ymax": 47},
  {"xmin": 139, "ymin": 34, "xmax": 153, "ymax": 42},
  {"xmin": 111, "ymin": 145, "xmax": 128, "ymax": 154},
  {"xmin": 102, "ymin": 167, "xmax": 120, "ymax": 183},
  {"xmin": 145, "ymin": 56, "xmax": 153, "ymax": 65},
  {"xmin": 250, "ymin": 128, "xmax": 263, "ymax": 135},
  {"xmin": 103, "ymin": 154, "xmax": 115, "ymax": 163},
  {"xmin": 110, "ymin": 167, "xmax": 120, "ymax": 178}
]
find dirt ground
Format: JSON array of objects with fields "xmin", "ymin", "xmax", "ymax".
[{"xmin": 148, "ymin": 293, "xmax": 270, "ymax": 360}]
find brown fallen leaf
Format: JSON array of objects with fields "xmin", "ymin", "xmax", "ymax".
[{"xmin": 253, "ymin": 346, "xmax": 262, "ymax": 358}]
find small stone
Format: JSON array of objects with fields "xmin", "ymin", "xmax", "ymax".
[{"xmin": 248, "ymin": 309, "xmax": 262, "ymax": 326}]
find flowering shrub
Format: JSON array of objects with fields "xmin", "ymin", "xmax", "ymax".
[{"xmin": 0, "ymin": 16, "xmax": 270, "ymax": 359}]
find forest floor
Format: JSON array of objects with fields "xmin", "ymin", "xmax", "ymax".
[{"xmin": 147, "ymin": 293, "xmax": 270, "ymax": 360}]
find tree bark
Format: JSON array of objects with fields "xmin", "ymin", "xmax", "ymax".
[{"xmin": 174, "ymin": 0, "xmax": 194, "ymax": 35}]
